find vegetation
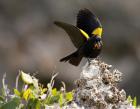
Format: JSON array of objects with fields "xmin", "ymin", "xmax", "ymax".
[
  {"xmin": 0, "ymin": 67, "xmax": 138, "ymax": 109},
  {"xmin": 0, "ymin": 71, "xmax": 73, "ymax": 109},
  {"xmin": 127, "ymin": 95, "xmax": 139, "ymax": 108}
]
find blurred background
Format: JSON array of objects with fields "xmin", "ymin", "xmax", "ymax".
[{"xmin": 0, "ymin": 0, "xmax": 140, "ymax": 103}]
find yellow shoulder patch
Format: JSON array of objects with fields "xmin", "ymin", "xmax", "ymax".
[
  {"xmin": 79, "ymin": 29, "xmax": 89, "ymax": 39},
  {"xmin": 92, "ymin": 27, "xmax": 103, "ymax": 37}
]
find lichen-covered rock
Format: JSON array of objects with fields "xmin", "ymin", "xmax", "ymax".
[
  {"xmin": 45, "ymin": 59, "xmax": 134, "ymax": 109},
  {"xmin": 45, "ymin": 102, "xmax": 84, "ymax": 109},
  {"xmin": 74, "ymin": 59, "xmax": 134, "ymax": 109}
]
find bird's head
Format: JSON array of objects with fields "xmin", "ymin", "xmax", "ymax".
[{"xmin": 90, "ymin": 35, "xmax": 102, "ymax": 49}]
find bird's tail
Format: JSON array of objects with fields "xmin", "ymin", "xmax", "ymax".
[{"xmin": 60, "ymin": 51, "xmax": 82, "ymax": 66}]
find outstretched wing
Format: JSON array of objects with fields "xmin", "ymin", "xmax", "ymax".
[
  {"xmin": 54, "ymin": 21, "xmax": 89, "ymax": 48},
  {"xmin": 77, "ymin": 9, "xmax": 102, "ymax": 37}
]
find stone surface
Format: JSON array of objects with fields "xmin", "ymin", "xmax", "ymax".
[{"xmin": 45, "ymin": 59, "xmax": 134, "ymax": 109}]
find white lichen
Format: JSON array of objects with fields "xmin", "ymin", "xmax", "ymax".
[
  {"xmin": 45, "ymin": 59, "xmax": 134, "ymax": 109},
  {"xmin": 74, "ymin": 59, "xmax": 134, "ymax": 109}
]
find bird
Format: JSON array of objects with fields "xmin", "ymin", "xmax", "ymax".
[{"xmin": 54, "ymin": 9, "xmax": 103, "ymax": 66}]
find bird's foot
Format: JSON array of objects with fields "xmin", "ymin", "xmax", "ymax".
[
  {"xmin": 95, "ymin": 56, "xmax": 102, "ymax": 61},
  {"xmin": 87, "ymin": 58, "xmax": 91, "ymax": 66}
]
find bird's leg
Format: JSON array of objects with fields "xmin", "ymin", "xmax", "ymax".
[
  {"xmin": 95, "ymin": 56, "xmax": 99, "ymax": 61},
  {"xmin": 96, "ymin": 56, "xmax": 102, "ymax": 62},
  {"xmin": 87, "ymin": 58, "xmax": 91, "ymax": 65}
]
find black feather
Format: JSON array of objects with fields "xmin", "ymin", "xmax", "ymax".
[
  {"xmin": 60, "ymin": 51, "xmax": 83, "ymax": 66},
  {"xmin": 77, "ymin": 9, "xmax": 102, "ymax": 36}
]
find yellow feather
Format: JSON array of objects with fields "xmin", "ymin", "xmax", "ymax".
[
  {"xmin": 79, "ymin": 29, "xmax": 89, "ymax": 39},
  {"xmin": 92, "ymin": 28, "xmax": 103, "ymax": 37}
]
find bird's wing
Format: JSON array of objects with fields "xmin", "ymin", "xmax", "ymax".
[
  {"xmin": 54, "ymin": 21, "xmax": 89, "ymax": 48},
  {"xmin": 77, "ymin": 9, "xmax": 102, "ymax": 37}
]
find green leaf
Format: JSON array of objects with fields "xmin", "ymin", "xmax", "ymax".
[
  {"xmin": 50, "ymin": 95, "xmax": 60, "ymax": 104},
  {"xmin": 42, "ymin": 88, "xmax": 47, "ymax": 94},
  {"xmin": 22, "ymin": 88, "xmax": 32, "ymax": 100},
  {"xmin": 1, "ymin": 97, "xmax": 20, "ymax": 109},
  {"xmin": 45, "ymin": 96, "xmax": 52, "ymax": 105},
  {"xmin": 20, "ymin": 71, "xmax": 33, "ymax": 84},
  {"xmin": 133, "ymin": 97, "xmax": 137, "ymax": 108},
  {"xmin": 0, "ymin": 96, "xmax": 4, "ymax": 102},
  {"xmin": 52, "ymin": 88, "xmax": 57, "ymax": 96},
  {"xmin": 127, "ymin": 95, "xmax": 133, "ymax": 103},
  {"xmin": 59, "ymin": 93, "xmax": 64, "ymax": 107},
  {"xmin": 27, "ymin": 98, "xmax": 41, "ymax": 109},
  {"xmin": 14, "ymin": 89, "xmax": 21, "ymax": 97},
  {"xmin": 16, "ymin": 103, "xmax": 24, "ymax": 109},
  {"xmin": 66, "ymin": 92, "xmax": 73, "ymax": 102}
]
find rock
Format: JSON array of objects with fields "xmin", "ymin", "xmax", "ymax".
[
  {"xmin": 74, "ymin": 59, "xmax": 134, "ymax": 109},
  {"xmin": 45, "ymin": 59, "xmax": 134, "ymax": 109}
]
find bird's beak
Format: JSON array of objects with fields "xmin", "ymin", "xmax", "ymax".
[{"xmin": 94, "ymin": 42, "xmax": 102, "ymax": 49}]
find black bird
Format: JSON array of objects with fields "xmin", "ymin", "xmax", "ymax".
[{"xmin": 54, "ymin": 9, "xmax": 103, "ymax": 66}]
